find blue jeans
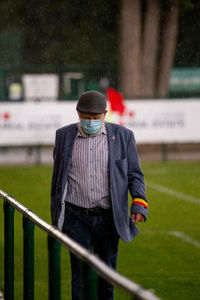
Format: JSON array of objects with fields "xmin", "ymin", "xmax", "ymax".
[{"xmin": 62, "ymin": 202, "xmax": 119, "ymax": 300}]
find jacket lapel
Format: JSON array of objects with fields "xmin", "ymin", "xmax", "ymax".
[
  {"xmin": 61, "ymin": 124, "xmax": 78, "ymax": 194},
  {"xmin": 105, "ymin": 122, "xmax": 118, "ymax": 175},
  {"xmin": 63, "ymin": 124, "xmax": 78, "ymax": 158}
]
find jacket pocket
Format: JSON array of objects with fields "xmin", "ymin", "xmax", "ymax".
[{"xmin": 115, "ymin": 158, "xmax": 128, "ymax": 174}]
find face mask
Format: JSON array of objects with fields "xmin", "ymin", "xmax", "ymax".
[{"xmin": 81, "ymin": 119, "xmax": 102, "ymax": 135}]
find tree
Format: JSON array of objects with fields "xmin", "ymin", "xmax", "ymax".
[
  {"xmin": 121, "ymin": 0, "xmax": 142, "ymax": 97},
  {"xmin": 120, "ymin": 0, "xmax": 192, "ymax": 98},
  {"xmin": 142, "ymin": 0, "xmax": 160, "ymax": 97},
  {"xmin": 0, "ymin": 0, "xmax": 198, "ymax": 97},
  {"xmin": 157, "ymin": 1, "xmax": 179, "ymax": 97}
]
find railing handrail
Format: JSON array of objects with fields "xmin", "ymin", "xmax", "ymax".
[{"xmin": 0, "ymin": 189, "xmax": 161, "ymax": 300}]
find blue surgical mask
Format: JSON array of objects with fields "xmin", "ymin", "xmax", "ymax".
[{"xmin": 81, "ymin": 119, "xmax": 102, "ymax": 135}]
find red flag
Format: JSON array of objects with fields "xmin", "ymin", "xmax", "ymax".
[{"xmin": 107, "ymin": 87, "xmax": 125, "ymax": 116}]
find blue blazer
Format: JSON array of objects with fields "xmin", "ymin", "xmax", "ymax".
[{"xmin": 51, "ymin": 122, "xmax": 147, "ymax": 243}]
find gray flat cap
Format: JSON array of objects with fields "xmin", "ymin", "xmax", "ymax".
[{"xmin": 76, "ymin": 91, "xmax": 107, "ymax": 114}]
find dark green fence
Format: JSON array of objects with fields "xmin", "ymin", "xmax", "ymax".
[
  {"xmin": 0, "ymin": 64, "xmax": 118, "ymax": 101},
  {"xmin": 0, "ymin": 189, "xmax": 162, "ymax": 300}
]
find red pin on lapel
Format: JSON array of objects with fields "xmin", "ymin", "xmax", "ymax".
[{"xmin": 112, "ymin": 136, "xmax": 115, "ymax": 140}]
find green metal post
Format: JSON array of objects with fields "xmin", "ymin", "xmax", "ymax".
[
  {"xmin": 23, "ymin": 215, "xmax": 35, "ymax": 300},
  {"xmin": 48, "ymin": 234, "xmax": 61, "ymax": 300},
  {"xmin": 161, "ymin": 143, "xmax": 167, "ymax": 162},
  {"xmin": 0, "ymin": 66, "xmax": 7, "ymax": 101},
  {"xmin": 4, "ymin": 201, "xmax": 15, "ymax": 300},
  {"xmin": 81, "ymin": 263, "xmax": 99, "ymax": 300},
  {"xmin": 35, "ymin": 145, "xmax": 41, "ymax": 165}
]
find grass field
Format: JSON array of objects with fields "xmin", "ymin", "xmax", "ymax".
[{"xmin": 0, "ymin": 161, "xmax": 200, "ymax": 300}]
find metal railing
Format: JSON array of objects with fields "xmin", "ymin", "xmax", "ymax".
[{"xmin": 0, "ymin": 189, "xmax": 162, "ymax": 300}]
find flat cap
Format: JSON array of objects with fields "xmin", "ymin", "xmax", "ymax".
[{"xmin": 76, "ymin": 91, "xmax": 107, "ymax": 114}]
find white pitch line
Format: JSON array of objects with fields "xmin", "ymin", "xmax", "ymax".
[
  {"xmin": 168, "ymin": 231, "xmax": 200, "ymax": 249},
  {"xmin": 146, "ymin": 181, "xmax": 200, "ymax": 206},
  {"xmin": 144, "ymin": 230, "xmax": 200, "ymax": 249}
]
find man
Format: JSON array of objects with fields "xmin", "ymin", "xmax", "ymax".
[{"xmin": 51, "ymin": 91, "xmax": 148, "ymax": 300}]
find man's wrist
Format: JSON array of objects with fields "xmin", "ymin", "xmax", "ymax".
[{"xmin": 131, "ymin": 198, "xmax": 148, "ymax": 221}]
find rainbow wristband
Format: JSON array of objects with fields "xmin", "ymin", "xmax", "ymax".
[{"xmin": 132, "ymin": 198, "xmax": 148, "ymax": 208}]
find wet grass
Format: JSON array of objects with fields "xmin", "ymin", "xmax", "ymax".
[{"xmin": 0, "ymin": 162, "xmax": 200, "ymax": 299}]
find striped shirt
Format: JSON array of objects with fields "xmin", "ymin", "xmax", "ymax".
[{"xmin": 66, "ymin": 125, "xmax": 111, "ymax": 208}]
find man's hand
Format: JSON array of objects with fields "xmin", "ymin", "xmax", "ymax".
[{"xmin": 131, "ymin": 212, "xmax": 145, "ymax": 225}]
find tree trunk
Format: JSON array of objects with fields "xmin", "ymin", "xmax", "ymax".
[
  {"xmin": 142, "ymin": 0, "xmax": 160, "ymax": 97},
  {"xmin": 157, "ymin": 1, "xmax": 179, "ymax": 97},
  {"xmin": 120, "ymin": 0, "xmax": 142, "ymax": 98}
]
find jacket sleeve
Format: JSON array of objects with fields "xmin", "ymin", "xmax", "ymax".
[{"xmin": 127, "ymin": 131, "xmax": 148, "ymax": 220}]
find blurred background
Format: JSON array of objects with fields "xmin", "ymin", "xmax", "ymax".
[
  {"xmin": 0, "ymin": 0, "xmax": 200, "ymax": 100},
  {"xmin": 0, "ymin": 2, "xmax": 200, "ymax": 300},
  {"xmin": 0, "ymin": 0, "xmax": 200, "ymax": 164}
]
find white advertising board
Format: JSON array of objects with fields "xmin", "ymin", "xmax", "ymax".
[
  {"xmin": 0, "ymin": 99, "xmax": 200, "ymax": 146},
  {"xmin": 22, "ymin": 74, "xmax": 59, "ymax": 100},
  {"xmin": 112, "ymin": 99, "xmax": 200, "ymax": 143},
  {"xmin": 0, "ymin": 102, "xmax": 78, "ymax": 146}
]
